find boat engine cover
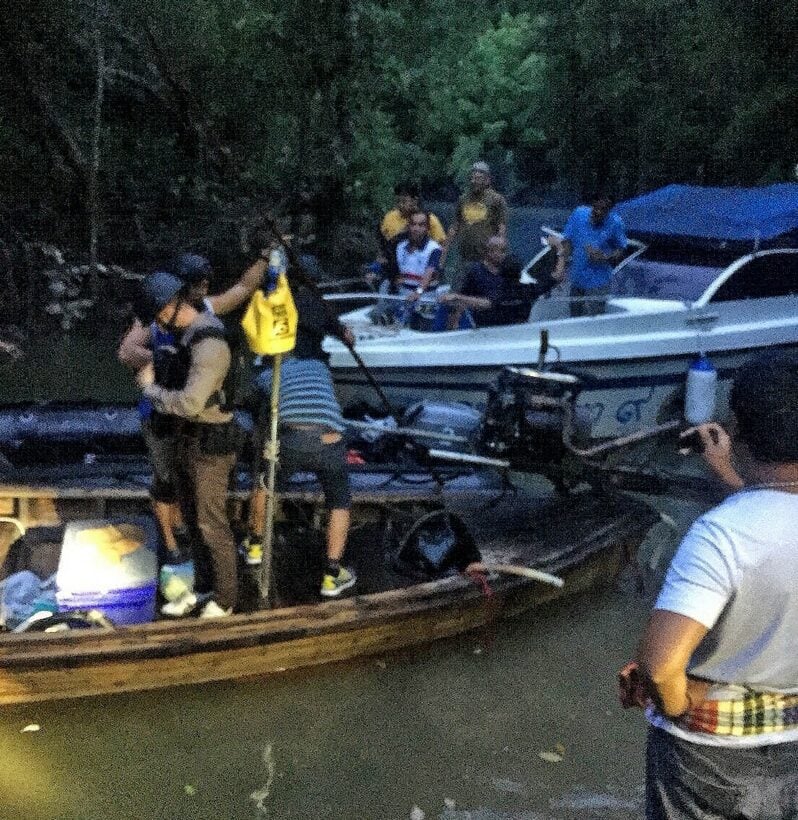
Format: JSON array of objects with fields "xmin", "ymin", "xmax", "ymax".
[
  {"xmin": 478, "ymin": 373, "xmax": 591, "ymax": 468},
  {"xmin": 400, "ymin": 401, "xmax": 483, "ymax": 451}
]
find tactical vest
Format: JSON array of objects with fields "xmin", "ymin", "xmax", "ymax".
[
  {"xmin": 153, "ymin": 324, "xmax": 235, "ymax": 412},
  {"xmin": 151, "ymin": 324, "xmax": 184, "ymax": 390}
]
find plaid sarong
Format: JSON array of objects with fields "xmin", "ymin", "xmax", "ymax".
[{"xmin": 676, "ymin": 692, "xmax": 798, "ymax": 736}]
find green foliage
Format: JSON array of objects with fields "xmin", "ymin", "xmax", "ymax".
[{"xmin": 0, "ymin": 0, "xmax": 794, "ymax": 278}]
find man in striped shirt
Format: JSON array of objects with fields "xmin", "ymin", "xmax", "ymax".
[{"xmin": 246, "ymin": 286, "xmax": 356, "ymax": 598}]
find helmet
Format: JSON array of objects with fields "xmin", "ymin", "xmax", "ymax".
[
  {"xmin": 175, "ymin": 253, "xmax": 212, "ymax": 284},
  {"xmin": 136, "ymin": 271, "xmax": 185, "ymax": 323}
]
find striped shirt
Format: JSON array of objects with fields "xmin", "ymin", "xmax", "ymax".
[{"xmin": 255, "ymin": 357, "xmax": 345, "ymax": 433}]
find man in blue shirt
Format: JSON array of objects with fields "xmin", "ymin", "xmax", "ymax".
[{"xmin": 553, "ymin": 193, "xmax": 628, "ymax": 316}]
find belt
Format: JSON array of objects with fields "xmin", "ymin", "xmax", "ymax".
[
  {"xmin": 180, "ymin": 419, "xmax": 232, "ymax": 437},
  {"xmin": 280, "ymin": 423, "xmax": 343, "ymax": 443},
  {"xmin": 675, "ymin": 691, "xmax": 798, "ymax": 736}
]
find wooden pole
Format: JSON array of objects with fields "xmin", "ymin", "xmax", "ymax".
[{"xmin": 259, "ymin": 353, "xmax": 282, "ymax": 605}]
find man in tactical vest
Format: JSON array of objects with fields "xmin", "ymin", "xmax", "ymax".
[
  {"xmin": 135, "ymin": 271, "xmax": 241, "ymax": 618},
  {"xmin": 118, "ymin": 254, "xmax": 264, "ymax": 562}
]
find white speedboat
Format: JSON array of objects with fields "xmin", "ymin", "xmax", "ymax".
[{"xmin": 327, "ymin": 185, "xmax": 798, "ymax": 438}]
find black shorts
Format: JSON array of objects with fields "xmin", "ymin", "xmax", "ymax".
[{"xmin": 278, "ymin": 428, "xmax": 351, "ymax": 510}]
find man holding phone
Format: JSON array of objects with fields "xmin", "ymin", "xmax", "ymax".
[{"xmin": 622, "ymin": 351, "xmax": 798, "ymax": 819}]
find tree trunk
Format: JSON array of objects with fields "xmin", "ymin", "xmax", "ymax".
[{"xmin": 88, "ymin": 20, "xmax": 105, "ymax": 300}]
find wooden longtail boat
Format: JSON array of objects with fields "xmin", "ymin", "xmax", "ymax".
[{"xmin": 0, "ymin": 467, "xmax": 655, "ymax": 706}]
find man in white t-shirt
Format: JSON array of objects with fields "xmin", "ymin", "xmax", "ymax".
[{"xmin": 622, "ymin": 351, "xmax": 798, "ymax": 819}]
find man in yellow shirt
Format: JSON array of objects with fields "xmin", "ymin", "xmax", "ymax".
[
  {"xmin": 442, "ymin": 161, "xmax": 508, "ymax": 269},
  {"xmin": 380, "ymin": 182, "xmax": 446, "ymax": 248}
]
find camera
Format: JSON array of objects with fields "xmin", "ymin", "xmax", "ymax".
[{"xmin": 680, "ymin": 429, "xmax": 705, "ymax": 454}]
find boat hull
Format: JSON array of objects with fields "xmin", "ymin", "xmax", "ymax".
[
  {"xmin": 330, "ymin": 254, "xmax": 798, "ymax": 438},
  {"xmin": 332, "ymin": 336, "xmax": 798, "ymax": 438},
  {"xmin": 0, "ymin": 492, "xmax": 653, "ymax": 705}
]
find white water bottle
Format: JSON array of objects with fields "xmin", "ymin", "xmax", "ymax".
[{"xmin": 685, "ymin": 354, "xmax": 717, "ymax": 425}]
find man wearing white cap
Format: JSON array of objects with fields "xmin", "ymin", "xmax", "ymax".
[{"xmin": 442, "ymin": 160, "xmax": 508, "ymax": 269}]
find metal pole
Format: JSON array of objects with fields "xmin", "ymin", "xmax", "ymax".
[{"xmin": 259, "ymin": 352, "xmax": 282, "ymax": 605}]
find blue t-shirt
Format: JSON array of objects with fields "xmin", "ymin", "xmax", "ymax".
[{"xmin": 563, "ymin": 206, "xmax": 628, "ymax": 290}]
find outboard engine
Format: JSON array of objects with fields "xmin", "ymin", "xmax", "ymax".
[
  {"xmin": 478, "ymin": 367, "xmax": 590, "ymax": 472},
  {"xmin": 401, "ymin": 401, "xmax": 483, "ymax": 451}
]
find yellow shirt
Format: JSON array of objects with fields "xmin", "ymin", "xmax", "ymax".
[{"xmin": 380, "ymin": 209, "xmax": 447, "ymax": 243}]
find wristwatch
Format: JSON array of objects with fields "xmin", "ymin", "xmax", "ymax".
[{"xmin": 415, "ymin": 286, "xmax": 424, "ymax": 295}]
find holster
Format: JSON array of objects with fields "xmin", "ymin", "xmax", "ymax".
[{"xmin": 195, "ymin": 421, "xmax": 244, "ymax": 456}]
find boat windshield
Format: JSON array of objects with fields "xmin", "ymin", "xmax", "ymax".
[{"xmin": 610, "ymin": 257, "xmax": 723, "ymax": 302}]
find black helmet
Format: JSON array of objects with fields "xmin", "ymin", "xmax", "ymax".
[
  {"xmin": 136, "ymin": 271, "xmax": 186, "ymax": 323},
  {"xmin": 175, "ymin": 253, "xmax": 212, "ymax": 284}
]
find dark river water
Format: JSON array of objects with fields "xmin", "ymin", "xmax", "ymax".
[
  {"xmin": 0, "ymin": 585, "xmax": 655, "ymax": 820},
  {"xmin": 0, "ymin": 205, "xmax": 713, "ymax": 818}
]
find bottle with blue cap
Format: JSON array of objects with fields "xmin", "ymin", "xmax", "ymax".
[{"xmin": 685, "ymin": 353, "xmax": 717, "ymax": 425}]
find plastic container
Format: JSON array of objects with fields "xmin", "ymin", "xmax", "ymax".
[
  {"xmin": 56, "ymin": 518, "xmax": 158, "ymax": 626},
  {"xmin": 56, "ymin": 585, "xmax": 157, "ymax": 626},
  {"xmin": 685, "ymin": 355, "xmax": 717, "ymax": 425},
  {"xmin": 159, "ymin": 560, "xmax": 195, "ymax": 603}
]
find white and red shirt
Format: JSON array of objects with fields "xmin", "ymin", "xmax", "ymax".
[{"xmin": 395, "ymin": 238, "xmax": 442, "ymax": 291}]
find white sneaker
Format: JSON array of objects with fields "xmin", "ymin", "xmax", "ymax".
[
  {"xmin": 199, "ymin": 600, "xmax": 232, "ymax": 619},
  {"xmin": 160, "ymin": 591, "xmax": 198, "ymax": 618}
]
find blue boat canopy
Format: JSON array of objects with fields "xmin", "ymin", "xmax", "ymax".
[{"xmin": 615, "ymin": 184, "xmax": 798, "ymax": 245}]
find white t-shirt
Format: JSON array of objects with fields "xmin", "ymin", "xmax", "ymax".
[{"xmin": 649, "ymin": 488, "xmax": 798, "ymax": 746}]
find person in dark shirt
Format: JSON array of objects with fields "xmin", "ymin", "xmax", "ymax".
[
  {"xmin": 245, "ymin": 279, "xmax": 357, "ymax": 598},
  {"xmin": 438, "ymin": 235, "xmax": 536, "ymax": 328}
]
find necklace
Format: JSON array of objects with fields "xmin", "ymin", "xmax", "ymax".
[{"xmin": 745, "ymin": 480, "xmax": 798, "ymax": 492}]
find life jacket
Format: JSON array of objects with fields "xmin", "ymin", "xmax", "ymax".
[
  {"xmin": 150, "ymin": 293, "xmax": 214, "ymax": 390},
  {"xmin": 151, "ymin": 323, "xmax": 183, "ymax": 389},
  {"xmin": 153, "ymin": 322, "xmax": 237, "ymax": 413}
]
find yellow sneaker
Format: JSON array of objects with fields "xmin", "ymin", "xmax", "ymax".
[
  {"xmin": 243, "ymin": 538, "xmax": 263, "ymax": 566},
  {"xmin": 320, "ymin": 567, "xmax": 356, "ymax": 598}
]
